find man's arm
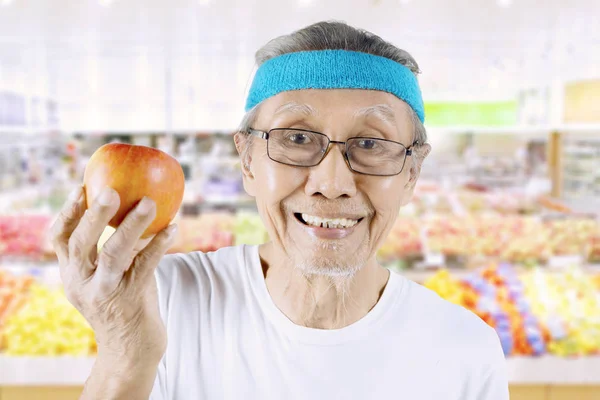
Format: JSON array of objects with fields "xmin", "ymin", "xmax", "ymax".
[
  {"xmin": 81, "ymin": 352, "xmax": 162, "ymax": 400},
  {"xmin": 50, "ymin": 187, "xmax": 174, "ymax": 400}
]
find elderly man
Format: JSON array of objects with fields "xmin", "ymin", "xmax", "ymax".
[{"xmin": 52, "ymin": 21, "xmax": 508, "ymax": 400}]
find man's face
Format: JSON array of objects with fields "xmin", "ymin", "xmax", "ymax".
[{"xmin": 239, "ymin": 89, "xmax": 421, "ymax": 277}]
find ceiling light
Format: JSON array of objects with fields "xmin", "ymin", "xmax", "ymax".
[
  {"xmin": 497, "ymin": 0, "xmax": 513, "ymax": 8},
  {"xmin": 198, "ymin": 0, "xmax": 212, "ymax": 5},
  {"xmin": 399, "ymin": 0, "xmax": 411, "ymax": 4},
  {"xmin": 98, "ymin": 0, "xmax": 114, "ymax": 6},
  {"xmin": 298, "ymin": 0, "xmax": 314, "ymax": 7},
  {"xmin": 0, "ymin": 0, "xmax": 14, "ymax": 6}
]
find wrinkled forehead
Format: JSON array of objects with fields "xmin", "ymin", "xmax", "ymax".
[{"xmin": 254, "ymin": 89, "xmax": 415, "ymax": 142}]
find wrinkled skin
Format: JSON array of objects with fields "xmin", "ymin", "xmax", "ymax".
[
  {"xmin": 51, "ymin": 186, "xmax": 178, "ymax": 398},
  {"xmin": 235, "ymin": 89, "xmax": 431, "ymax": 328}
]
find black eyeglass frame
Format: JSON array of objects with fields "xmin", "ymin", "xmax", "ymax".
[{"xmin": 246, "ymin": 127, "xmax": 421, "ymax": 176}]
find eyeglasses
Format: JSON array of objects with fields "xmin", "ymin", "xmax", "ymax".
[{"xmin": 246, "ymin": 128, "xmax": 419, "ymax": 176}]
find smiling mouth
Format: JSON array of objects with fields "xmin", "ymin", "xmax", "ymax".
[{"xmin": 294, "ymin": 213, "xmax": 363, "ymax": 229}]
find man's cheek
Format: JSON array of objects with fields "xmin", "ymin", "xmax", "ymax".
[{"xmin": 265, "ymin": 166, "xmax": 305, "ymax": 194}]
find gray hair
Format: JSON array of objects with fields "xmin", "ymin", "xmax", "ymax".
[{"xmin": 238, "ymin": 21, "xmax": 428, "ymax": 163}]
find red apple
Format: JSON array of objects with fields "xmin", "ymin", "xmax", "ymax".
[{"xmin": 83, "ymin": 143, "xmax": 185, "ymax": 238}]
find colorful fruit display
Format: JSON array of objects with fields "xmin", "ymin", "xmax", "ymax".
[
  {"xmin": 523, "ymin": 269, "xmax": 600, "ymax": 357},
  {"xmin": 233, "ymin": 212, "xmax": 269, "ymax": 246},
  {"xmin": 0, "ymin": 270, "xmax": 34, "ymax": 350},
  {"xmin": 546, "ymin": 218, "xmax": 598, "ymax": 256},
  {"xmin": 170, "ymin": 213, "xmax": 235, "ymax": 253},
  {"xmin": 2, "ymin": 198, "xmax": 599, "ymax": 270},
  {"xmin": 586, "ymin": 233, "xmax": 600, "ymax": 263},
  {"xmin": 421, "ymin": 215, "xmax": 599, "ymax": 264},
  {"xmin": 378, "ymin": 217, "xmax": 422, "ymax": 261},
  {"xmin": 471, "ymin": 216, "xmax": 552, "ymax": 264},
  {"xmin": 424, "ymin": 215, "xmax": 473, "ymax": 257},
  {"xmin": 1, "ymin": 283, "xmax": 96, "ymax": 356},
  {"xmin": 457, "ymin": 190, "xmax": 539, "ymax": 215},
  {"xmin": 594, "ymin": 274, "xmax": 600, "ymax": 290},
  {"xmin": 0, "ymin": 215, "xmax": 54, "ymax": 261},
  {"xmin": 424, "ymin": 264, "xmax": 600, "ymax": 357},
  {"xmin": 0, "ymin": 262, "xmax": 598, "ymax": 358}
]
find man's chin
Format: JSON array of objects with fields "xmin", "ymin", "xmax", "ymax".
[
  {"xmin": 293, "ymin": 253, "xmax": 363, "ymax": 278},
  {"xmin": 288, "ymin": 234, "xmax": 369, "ymax": 277}
]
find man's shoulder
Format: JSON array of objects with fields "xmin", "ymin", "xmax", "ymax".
[
  {"xmin": 155, "ymin": 245, "xmax": 250, "ymax": 293},
  {"xmin": 398, "ymin": 276, "xmax": 503, "ymax": 359}
]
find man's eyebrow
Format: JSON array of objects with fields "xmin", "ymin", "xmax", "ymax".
[
  {"xmin": 353, "ymin": 104, "xmax": 397, "ymax": 126},
  {"xmin": 274, "ymin": 102, "xmax": 319, "ymax": 116}
]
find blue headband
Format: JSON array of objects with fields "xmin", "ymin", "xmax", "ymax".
[{"xmin": 245, "ymin": 49, "xmax": 425, "ymax": 123}]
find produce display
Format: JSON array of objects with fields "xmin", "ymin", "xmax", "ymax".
[
  {"xmin": 456, "ymin": 190, "xmax": 539, "ymax": 215},
  {"xmin": 0, "ymin": 215, "xmax": 54, "ymax": 261},
  {"xmin": 523, "ymin": 269, "xmax": 600, "ymax": 356},
  {"xmin": 423, "ymin": 215, "xmax": 474, "ymax": 257},
  {"xmin": 1, "ymin": 282, "xmax": 96, "ymax": 356},
  {"xmin": 1, "ymin": 263, "xmax": 598, "ymax": 359},
  {"xmin": 1, "ymin": 171, "xmax": 599, "ymax": 359},
  {"xmin": 590, "ymin": 234, "xmax": 600, "ymax": 263},
  {"xmin": 83, "ymin": 143, "xmax": 185, "ymax": 238},
  {"xmin": 170, "ymin": 213, "xmax": 235, "ymax": 253},
  {"xmin": 0, "ymin": 270, "xmax": 34, "ymax": 349},
  {"xmin": 424, "ymin": 265, "xmax": 600, "ymax": 357},
  {"xmin": 378, "ymin": 217, "xmax": 422, "ymax": 260},
  {"xmin": 382, "ymin": 214, "xmax": 599, "ymax": 265},
  {"xmin": 410, "ymin": 186, "xmax": 570, "ymax": 216},
  {"xmin": 233, "ymin": 211, "xmax": 270, "ymax": 246},
  {"xmin": 2, "ymin": 209, "xmax": 599, "ymax": 267},
  {"xmin": 546, "ymin": 218, "xmax": 599, "ymax": 256}
]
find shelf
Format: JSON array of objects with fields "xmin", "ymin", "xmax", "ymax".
[
  {"xmin": 3, "ymin": 264, "xmax": 599, "ymax": 285},
  {"xmin": 0, "ymin": 356, "xmax": 598, "ymax": 386},
  {"xmin": 49, "ymin": 124, "xmax": 600, "ymax": 138},
  {"xmin": 0, "ymin": 126, "xmax": 61, "ymax": 136},
  {"xmin": 0, "ymin": 126, "xmax": 28, "ymax": 134},
  {"xmin": 507, "ymin": 356, "xmax": 600, "ymax": 384},
  {"xmin": 425, "ymin": 126, "xmax": 553, "ymax": 135},
  {"xmin": 0, "ymin": 356, "xmax": 94, "ymax": 386},
  {"xmin": 66, "ymin": 129, "xmax": 236, "ymax": 136},
  {"xmin": 424, "ymin": 124, "xmax": 600, "ymax": 136},
  {"xmin": 400, "ymin": 266, "xmax": 600, "ymax": 283},
  {"xmin": 559, "ymin": 124, "xmax": 600, "ymax": 134}
]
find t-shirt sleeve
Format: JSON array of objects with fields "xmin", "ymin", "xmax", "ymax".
[
  {"xmin": 475, "ymin": 328, "xmax": 510, "ymax": 400},
  {"xmin": 148, "ymin": 254, "xmax": 180, "ymax": 400},
  {"xmin": 148, "ymin": 357, "xmax": 167, "ymax": 400},
  {"xmin": 475, "ymin": 361, "xmax": 509, "ymax": 400}
]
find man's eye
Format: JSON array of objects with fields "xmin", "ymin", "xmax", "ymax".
[
  {"xmin": 358, "ymin": 139, "xmax": 377, "ymax": 149},
  {"xmin": 289, "ymin": 133, "xmax": 310, "ymax": 144}
]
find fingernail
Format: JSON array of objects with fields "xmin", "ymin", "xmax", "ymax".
[
  {"xmin": 68, "ymin": 186, "xmax": 82, "ymax": 202},
  {"xmin": 98, "ymin": 187, "xmax": 114, "ymax": 206},
  {"xmin": 166, "ymin": 224, "xmax": 178, "ymax": 237},
  {"xmin": 137, "ymin": 197, "xmax": 155, "ymax": 215}
]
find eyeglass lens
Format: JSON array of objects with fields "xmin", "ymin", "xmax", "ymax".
[{"xmin": 266, "ymin": 129, "xmax": 408, "ymax": 176}]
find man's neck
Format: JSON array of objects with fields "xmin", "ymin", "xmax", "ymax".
[{"xmin": 258, "ymin": 243, "xmax": 390, "ymax": 329}]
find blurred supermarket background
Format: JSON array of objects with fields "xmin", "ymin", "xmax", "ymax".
[{"xmin": 0, "ymin": 0, "xmax": 599, "ymax": 399}]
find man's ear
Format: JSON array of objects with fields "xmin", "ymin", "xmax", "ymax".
[
  {"xmin": 234, "ymin": 132, "xmax": 256, "ymax": 197},
  {"xmin": 401, "ymin": 143, "xmax": 432, "ymax": 206}
]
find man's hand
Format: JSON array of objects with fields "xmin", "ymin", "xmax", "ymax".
[{"xmin": 51, "ymin": 185, "xmax": 177, "ymax": 399}]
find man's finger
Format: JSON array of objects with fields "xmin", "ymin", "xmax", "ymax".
[
  {"xmin": 50, "ymin": 186, "xmax": 85, "ymax": 265},
  {"xmin": 68, "ymin": 186, "xmax": 120, "ymax": 278},
  {"xmin": 96, "ymin": 197, "xmax": 157, "ymax": 285},
  {"xmin": 130, "ymin": 224, "xmax": 178, "ymax": 283}
]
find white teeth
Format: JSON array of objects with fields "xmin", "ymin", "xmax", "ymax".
[{"xmin": 300, "ymin": 213, "xmax": 359, "ymax": 229}]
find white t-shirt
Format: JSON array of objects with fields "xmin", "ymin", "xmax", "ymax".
[{"xmin": 150, "ymin": 245, "xmax": 508, "ymax": 400}]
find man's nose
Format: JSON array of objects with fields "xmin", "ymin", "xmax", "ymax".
[{"xmin": 304, "ymin": 142, "xmax": 358, "ymax": 199}]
